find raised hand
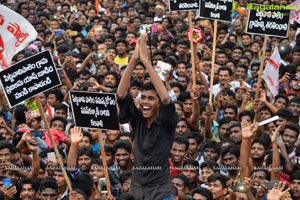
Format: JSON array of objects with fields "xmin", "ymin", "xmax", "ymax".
[
  {"xmin": 241, "ymin": 119, "xmax": 258, "ymax": 139},
  {"xmin": 259, "ymin": 89, "xmax": 267, "ymax": 104},
  {"xmin": 271, "ymin": 125, "xmax": 281, "ymax": 143},
  {"xmin": 70, "ymin": 126, "xmax": 83, "ymax": 144},
  {"xmin": 267, "ymin": 182, "xmax": 290, "ymax": 200},
  {"xmin": 190, "ymin": 85, "xmax": 201, "ymax": 100},
  {"xmin": 26, "ymin": 137, "xmax": 38, "ymax": 152},
  {"xmin": 139, "ymin": 33, "xmax": 150, "ymax": 64},
  {"xmin": 131, "ymin": 37, "xmax": 140, "ymax": 61}
]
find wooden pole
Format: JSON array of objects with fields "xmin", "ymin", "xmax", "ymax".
[
  {"xmin": 34, "ymin": 96, "xmax": 73, "ymax": 191},
  {"xmin": 255, "ymin": 36, "xmax": 268, "ymax": 99},
  {"xmin": 188, "ymin": 11, "xmax": 196, "ymax": 87},
  {"xmin": 208, "ymin": 20, "xmax": 218, "ymax": 104},
  {"xmin": 97, "ymin": 129, "xmax": 112, "ymax": 198}
]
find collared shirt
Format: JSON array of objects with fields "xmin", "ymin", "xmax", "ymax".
[
  {"xmin": 58, "ymin": 188, "xmax": 68, "ymax": 200},
  {"xmin": 118, "ymin": 94, "xmax": 178, "ymax": 200}
]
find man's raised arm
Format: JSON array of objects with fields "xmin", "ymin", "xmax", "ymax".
[
  {"xmin": 139, "ymin": 33, "xmax": 170, "ymax": 105},
  {"xmin": 117, "ymin": 39, "xmax": 140, "ymax": 100}
]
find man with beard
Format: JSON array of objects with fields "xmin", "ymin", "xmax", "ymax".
[
  {"xmin": 290, "ymin": 170, "xmax": 300, "ymax": 200},
  {"xmin": 79, "ymin": 39, "xmax": 94, "ymax": 60},
  {"xmin": 286, "ymin": 75, "xmax": 300, "ymax": 98},
  {"xmin": 229, "ymin": 123, "xmax": 242, "ymax": 146},
  {"xmin": 186, "ymin": 132, "xmax": 202, "ymax": 162},
  {"xmin": 175, "ymin": 118, "xmax": 190, "ymax": 136},
  {"xmin": 102, "ymin": 71, "xmax": 119, "ymax": 92},
  {"xmin": 113, "ymin": 140, "xmax": 133, "ymax": 175},
  {"xmin": 281, "ymin": 123, "xmax": 299, "ymax": 174},
  {"xmin": 220, "ymin": 144, "xmax": 240, "ymax": 180},
  {"xmin": 250, "ymin": 137, "xmax": 268, "ymax": 168},
  {"xmin": 287, "ymin": 97, "xmax": 300, "ymax": 124}
]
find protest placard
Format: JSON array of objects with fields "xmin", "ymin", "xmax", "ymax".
[
  {"xmin": 245, "ymin": 4, "xmax": 290, "ymax": 37},
  {"xmin": 169, "ymin": 0, "xmax": 199, "ymax": 11},
  {"xmin": 0, "ymin": 50, "xmax": 61, "ymax": 107},
  {"xmin": 69, "ymin": 91, "xmax": 119, "ymax": 130},
  {"xmin": 199, "ymin": 0, "xmax": 233, "ymax": 22}
]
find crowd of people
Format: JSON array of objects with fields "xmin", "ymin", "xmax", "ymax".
[{"xmin": 0, "ymin": 0, "xmax": 300, "ymax": 199}]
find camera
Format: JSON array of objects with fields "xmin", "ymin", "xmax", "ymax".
[
  {"xmin": 91, "ymin": 53, "xmax": 104, "ymax": 61},
  {"xmin": 75, "ymin": 13, "xmax": 80, "ymax": 19},
  {"xmin": 80, "ymin": 82, "xmax": 90, "ymax": 89},
  {"xmin": 232, "ymin": 182, "xmax": 247, "ymax": 193}
]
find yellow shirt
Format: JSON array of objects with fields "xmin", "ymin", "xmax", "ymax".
[{"xmin": 114, "ymin": 56, "xmax": 129, "ymax": 69}]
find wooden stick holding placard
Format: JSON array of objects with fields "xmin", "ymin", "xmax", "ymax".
[
  {"xmin": 97, "ymin": 129, "xmax": 112, "ymax": 198},
  {"xmin": 188, "ymin": 11, "xmax": 196, "ymax": 87},
  {"xmin": 255, "ymin": 36, "xmax": 268, "ymax": 99},
  {"xmin": 34, "ymin": 96, "xmax": 73, "ymax": 191},
  {"xmin": 208, "ymin": 20, "xmax": 218, "ymax": 104}
]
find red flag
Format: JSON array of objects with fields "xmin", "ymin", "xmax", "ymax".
[
  {"xmin": 0, "ymin": 5, "xmax": 37, "ymax": 69},
  {"xmin": 95, "ymin": 0, "xmax": 99, "ymax": 15},
  {"xmin": 263, "ymin": 47, "xmax": 280, "ymax": 97}
]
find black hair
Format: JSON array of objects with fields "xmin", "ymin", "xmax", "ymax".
[
  {"xmin": 46, "ymin": 89, "xmax": 64, "ymax": 103},
  {"xmin": 172, "ymin": 174, "xmax": 189, "ymax": 188},
  {"xmin": 218, "ymin": 117, "xmax": 234, "ymax": 126},
  {"xmin": 186, "ymin": 132, "xmax": 202, "ymax": 145},
  {"xmin": 200, "ymin": 161, "xmax": 219, "ymax": 173},
  {"xmin": 120, "ymin": 171, "xmax": 132, "ymax": 184},
  {"xmin": 104, "ymin": 145, "xmax": 115, "ymax": 158},
  {"xmin": 290, "ymin": 170, "xmax": 300, "ymax": 182},
  {"xmin": 113, "ymin": 140, "xmax": 132, "ymax": 154},
  {"xmin": 203, "ymin": 141, "xmax": 221, "ymax": 156},
  {"xmin": 18, "ymin": 178, "xmax": 39, "ymax": 192},
  {"xmin": 115, "ymin": 38, "xmax": 128, "ymax": 47},
  {"xmin": 238, "ymin": 110, "xmax": 255, "ymax": 122},
  {"xmin": 223, "ymin": 104, "xmax": 238, "ymax": 115},
  {"xmin": 54, "ymin": 103, "xmax": 68, "ymax": 114},
  {"xmin": 0, "ymin": 140, "xmax": 14, "ymax": 153},
  {"xmin": 251, "ymin": 137, "xmax": 268, "ymax": 152},
  {"xmin": 179, "ymin": 91, "xmax": 191, "ymax": 102},
  {"xmin": 275, "ymin": 109, "xmax": 293, "ymax": 122},
  {"xmin": 119, "ymin": 132, "xmax": 134, "ymax": 142},
  {"xmin": 250, "ymin": 169, "xmax": 271, "ymax": 181},
  {"xmin": 72, "ymin": 173, "xmax": 94, "ymax": 198},
  {"xmin": 221, "ymin": 144, "xmax": 240, "ymax": 159},
  {"xmin": 274, "ymin": 94, "xmax": 289, "ymax": 106},
  {"xmin": 192, "ymin": 187, "xmax": 213, "ymax": 200},
  {"xmin": 82, "ymin": 131, "xmax": 93, "ymax": 144},
  {"xmin": 285, "ymin": 123, "xmax": 300, "ymax": 137},
  {"xmin": 182, "ymin": 159, "xmax": 200, "ymax": 174},
  {"xmin": 40, "ymin": 176, "xmax": 58, "ymax": 192},
  {"xmin": 153, "ymin": 49, "xmax": 166, "ymax": 58},
  {"xmin": 170, "ymin": 82, "xmax": 183, "ymax": 92},
  {"xmin": 172, "ymin": 136, "xmax": 189, "ymax": 151},
  {"xmin": 289, "ymin": 97, "xmax": 300, "ymax": 106},
  {"xmin": 130, "ymin": 79, "xmax": 143, "ymax": 88},
  {"xmin": 82, "ymin": 38, "xmax": 94, "ymax": 49},
  {"xmin": 236, "ymin": 64, "xmax": 248, "ymax": 73},
  {"xmin": 50, "ymin": 116, "xmax": 67, "ymax": 130},
  {"xmin": 14, "ymin": 104, "xmax": 28, "ymax": 124},
  {"xmin": 218, "ymin": 66, "xmax": 233, "ymax": 76},
  {"xmin": 77, "ymin": 147, "xmax": 99, "ymax": 159},
  {"xmin": 207, "ymin": 173, "xmax": 230, "ymax": 188},
  {"xmin": 141, "ymin": 82, "xmax": 156, "ymax": 93}
]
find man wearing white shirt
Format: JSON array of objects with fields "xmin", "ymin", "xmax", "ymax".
[{"xmin": 212, "ymin": 66, "xmax": 251, "ymax": 98}]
